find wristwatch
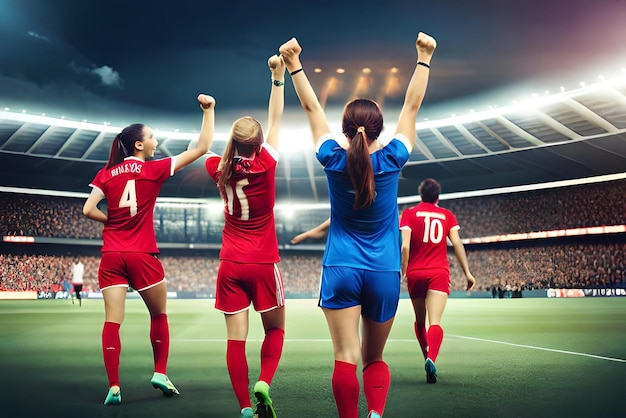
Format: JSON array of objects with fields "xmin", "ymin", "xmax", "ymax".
[{"xmin": 273, "ymin": 79, "xmax": 284, "ymax": 87}]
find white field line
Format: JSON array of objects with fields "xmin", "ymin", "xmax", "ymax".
[
  {"xmin": 173, "ymin": 336, "xmax": 626, "ymax": 363},
  {"xmin": 450, "ymin": 334, "xmax": 626, "ymax": 363}
]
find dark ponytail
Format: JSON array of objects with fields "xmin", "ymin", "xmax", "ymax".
[
  {"xmin": 106, "ymin": 124, "xmax": 145, "ymax": 169},
  {"xmin": 347, "ymin": 131, "xmax": 375, "ymax": 210},
  {"xmin": 342, "ymin": 99, "xmax": 383, "ymax": 210}
]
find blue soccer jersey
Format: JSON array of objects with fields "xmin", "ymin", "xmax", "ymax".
[{"xmin": 316, "ymin": 134, "xmax": 411, "ymax": 271}]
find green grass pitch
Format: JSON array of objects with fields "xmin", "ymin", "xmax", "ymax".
[{"xmin": 0, "ymin": 297, "xmax": 624, "ymax": 417}]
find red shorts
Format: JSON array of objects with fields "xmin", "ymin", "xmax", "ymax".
[
  {"xmin": 215, "ymin": 260, "xmax": 285, "ymax": 314},
  {"xmin": 406, "ymin": 268, "xmax": 451, "ymax": 298},
  {"xmin": 98, "ymin": 252, "xmax": 165, "ymax": 292}
]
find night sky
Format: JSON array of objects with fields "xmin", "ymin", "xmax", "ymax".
[{"xmin": 1, "ymin": 0, "xmax": 624, "ymax": 130}]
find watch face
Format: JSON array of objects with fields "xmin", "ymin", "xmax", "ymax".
[{"xmin": 273, "ymin": 80, "xmax": 284, "ymax": 86}]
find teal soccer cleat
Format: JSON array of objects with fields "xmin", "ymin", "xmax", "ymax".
[
  {"xmin": 425, "ymin": 358, "xmax": 437, "ymax": 384},
  {"xmin": 151, "ymin": 372, "xmax": 180, "ymax": 397},
  {"xmin": 103, "ymin": 386, "xmax": 121, "ymax": 405}
]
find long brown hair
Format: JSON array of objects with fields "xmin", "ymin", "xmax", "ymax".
[
  {"xmin": 217, "ymin": 117, "xmax": 264, "ymax": 198},
  {"xmin": 341, "ymin": 99, "xmax": 383, "ymax": 210},
  {"xmin": 106, "ymin": 123, "xmax": 145, "ymax": 169}
]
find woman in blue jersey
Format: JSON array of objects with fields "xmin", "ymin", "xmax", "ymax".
[{"xmin": 279, "ymin": 32, "xmax": 437, "ymax": 418}]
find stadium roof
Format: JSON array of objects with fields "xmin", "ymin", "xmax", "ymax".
[{"xmin": 1, "ymin": 75, "xmax": 625, "ymax": 205}]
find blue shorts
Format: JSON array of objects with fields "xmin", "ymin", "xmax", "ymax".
[{"xmin": 318, "ymin": 266, "xmax": 400, "ymax": 322}]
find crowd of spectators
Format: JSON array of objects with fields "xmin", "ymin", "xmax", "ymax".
[
  {"xmin": 1, "ymin": 179, "xmax": 624, "ymax": 243},
  {"xmin": 0, "ymin": 194, "xmax": 103, "ymax": 239},
  {"xmin": 1, "ymin": 180, "xmax": 624, "ymax": 295},
  {"xmin": 1, "ymin": 240, "xmax": 623, "ymax": 295},
  {"xmin": 427, "ymin": 180, "xmax": 626, "ymax": 238},
  {"xmin": 450, "ymin": 241, "xmax": 625, "ymax": 293},
  {"xmin": 0, "ymin": 254, "xmax": 99, "ymax": 293}
]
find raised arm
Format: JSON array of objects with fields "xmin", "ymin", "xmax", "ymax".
[
  {"xmin": 265, "ymin": 55, "xmax": 286, "ymax": 150},
  {"xmin": 449, "ymin": 228, "xmax": 477, "ymax": 291},
  {"xmin": 395, "ymin": 32, "xmax": 437, "ymax": 149},
  {"xmin": 279, "ymin": 38, "xmax": 331, "ymax": 145},
  {"xmin": 173, "ymin": 94, "xmax": 215, "ymax": 173}
]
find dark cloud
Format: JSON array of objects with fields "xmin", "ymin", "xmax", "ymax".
[{"xmin": 1, "ymin": 0, "xmax": 625, "ymax": 129}]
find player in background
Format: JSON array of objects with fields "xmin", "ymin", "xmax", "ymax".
[
  {"xmin": 400, "ymin": 178, "xmax": 476, "ymax": 383},
  {"xmin": 279, "ymin": 32, "xmax": 436, "ymax": 418},
  {"xmin": 62, "ymin": 276, "xmax": 75, "ymax": 304},
  {"xmin": 204, "ymin": 55, "xmax": 286, "ymax": 418},
  {"xmin": 82, "ymin": 94, "xmax": 215, "ymax": 405},
  {"xmin": 71, "ymin": 258, "xmax": 84, "ymax": 306}
]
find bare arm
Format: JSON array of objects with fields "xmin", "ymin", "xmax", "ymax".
[
  {"xmin": 291, "ymin": 218, "xmax": 330, "ymax": 244},
  {"xmin": 173, "ymin": 94, "xmax": 215, "ymax": 173},
  {"xmin": 279, "ymin": 38, "xmax": 331, "ymax": 146},
  {"xmin": 395, "ymin": 32, "xmax": 437, "ymax": 149},
  {"xmin": 83, "ymin": 188, "xmax": 107, "ymax": 224},
  {"xmin": 266, "ymin": 55, "xmax": 286, "ymax": 150},
  {"xmin": 401, "ymin": 228, "xmax": 412, "ymax": 278},
  {"xmin": 449, "ymin": 228, "xmax": 476, "ymax": 291}
]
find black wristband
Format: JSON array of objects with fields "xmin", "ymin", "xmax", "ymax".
[
  {"xmin": 417, "ymin": 61, "xmax": 430, "ymax": 69},
  {"xmin": 290, "ymin": 68, "xmax": 303, "ymax": 76}
]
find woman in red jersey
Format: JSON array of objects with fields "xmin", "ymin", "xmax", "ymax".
[
  {"xmin": 83, "ymin": 94, "xmax": 215, "ymax": 405},
  {"xmin": 204, "ymin": 56, "xmax": 285, "ymax": 418},
  {"xmin": 400, "ymin": 178, "xmax": 476, "ymax": 384}
]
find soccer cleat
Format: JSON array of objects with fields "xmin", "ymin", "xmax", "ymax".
[
  {"xmin": 151, "ymin": 372, "xmax": 180, "ymax": 397},
  {"xmin": 367, "ymin": 411, "xmax": 382, "ymax": 418},
  {"xmin": 425, "ymin": 358, "xmax": 437, "ymax": 384},
  {"xmin": 103, "ymin": 386, "xmax": 121, "ymax": 405},
  {"xmin": 253, "ymin": 381, "xmax": 276, "ymax": 418},
  {"xmin": 241, "ymin": 407, "xmax": 254, "ymax": 418}
]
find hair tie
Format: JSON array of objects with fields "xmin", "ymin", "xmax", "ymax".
[{"xmin": 357, "ymin": 126, "xmax": 366, "ymax": 134}]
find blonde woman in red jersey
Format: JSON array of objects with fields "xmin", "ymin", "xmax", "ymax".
[
  {"xmin": 83, "ymin": 94, "xmax": 215, "ymax": 405},
  {"xmin": 400, "ymin": 178, "xmax": 476, "ymax": 384},
  {"xmin": 204, "ymin": 55, "xmax": 286, "ymax": 418}
]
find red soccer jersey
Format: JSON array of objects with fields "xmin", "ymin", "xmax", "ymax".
[
  {"xmin": 89, "ymin": 157, "xmax": 173, "ymax": 253},
  {"xmin": 400, "ymin": 202, "xmax": 460, "ymax": 273},
  {"xmin": 205, "ymin": 144, "xmax": 280, "ymax": 263}
]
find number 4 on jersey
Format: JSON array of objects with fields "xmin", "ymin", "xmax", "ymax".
[{"xmin": 119, "ymin": 179, "xmax": 138, "ymax": 217}]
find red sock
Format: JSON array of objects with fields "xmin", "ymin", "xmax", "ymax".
[
  {"xmin": 102, "ymin": 321, "xmax": 121, "ymax": 387},
  {"xmin": 363, "ymin": 361, "xmax": 390, "ymax": 416},
  {"xmin": 258, "ymin": 328, "xmax": 284, "ymax": 384},
  {"xmin": 150, "ymin": 314, "xmax": 170, "ymax": 374},
  {"xmin": 427, "ymin": 324, "xmax": 444, "ymax": 362},
  {"xmin": 414, "ymin": 322, "xmax": 428, "ymax": 359},
  {"xmin": 227, "ymin": 340, "xmax": 251, "ymax": 409},
  {"xmin": 332, "ymin": 360, "xmax": 359, "ymax": 418}
]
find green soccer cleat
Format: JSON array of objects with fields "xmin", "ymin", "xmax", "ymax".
[
  {"xmin": 425, "ymin": 358, "xmax": 437, "ymax": 384},
  {"xmin": 151, "ymin": 372, "xmax": 180, "ymax": 397},
  {"xmin": 103, "ymin": 386, "xmax": 121, "ymax": 405},
  {"xmin": 241, "ymin": 407, "xmax": 254, "ymax": 418},
  {"xmin": 253, "ymin": 381, "xmax": 277, "ymax": 418}
]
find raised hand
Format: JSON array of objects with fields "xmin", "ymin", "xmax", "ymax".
[
  {"xmin": 197, "ymin": 94, "xmax": 215, "ymax": 110},
  {"xmin": 416, "ymin": 32, "xmax": 437, "ymax": 60},
  {"xmin": 278, "ymin": 38, "xmax": 303, "ymax": 69}
]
